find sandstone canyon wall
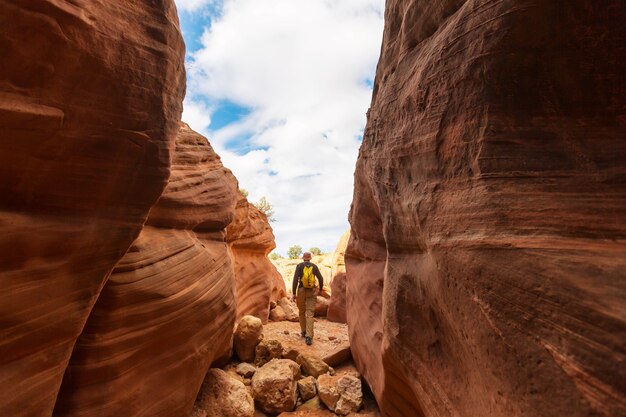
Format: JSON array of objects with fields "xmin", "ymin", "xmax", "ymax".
[
  {"xmin": 53, "ymin": 123, "xmax": 239, "ymax": 416},
  {"xmin": 227, "ymin": 195, "xmax": 286, "ymax": 323},
  {"xmin": 327, "ymin": 229, "xmax": 350, "ymax": 323},
  {"xmin": 347, "ymin": 1, "xmax": 626, "ymax": 417},
  {"xmin": 0, "ymin": 1, "xmax": 185, "ymax": 416}
]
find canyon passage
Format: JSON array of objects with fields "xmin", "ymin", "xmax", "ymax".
[{"xmin": 1, "ymin": 1, "xmax": 625, "ymax": 417}]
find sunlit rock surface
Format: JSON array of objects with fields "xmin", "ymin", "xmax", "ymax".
[
  {"xmin": 54, "ymin": 123, "xmax": 238, "ymax": 416},
  {"xmin": 0, "ymin": 1, "xmax": 184, "ymax": 415},
  {"xmin": 347, "ymin": 1, "xmax": 626, "ymax": 416},
  {"xmin": 227, "ymin": 194, "xmax": 286, "ymax": 323},
  {"xmin": 327, "ymin": 230, "xmax": 350, "ymax": 323}
]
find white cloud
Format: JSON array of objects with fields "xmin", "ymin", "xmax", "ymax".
[
  {"xmin": 176, "ymin": 0, "xmax": 215, "ymax": 12},
  {"xmin": 181, "ymin": 97, "xmax": 212, "ymax": 135},
  {"xmin": 182, "ymin": 0, "xmax": 384, "ymax": 254}
]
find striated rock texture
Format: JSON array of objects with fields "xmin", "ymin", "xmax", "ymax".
[
  {"xmin": 227, "ymin": 194, "xmax": 286, "ymax": 322},
  {"xmin": 327, "ymin": 230, "xmax": 350, "ymax": 323},
  {"xmin": 0, "ymin": 1, "xmax": 184, "ymax": 416},
  {"xmin": 347, "ymin": 1, "xmax": 626, "ymax": 417},
  {"xmin": 53, "ymin": 123, "xmax": 238, "ymax": 416}
]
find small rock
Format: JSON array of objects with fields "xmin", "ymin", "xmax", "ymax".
[
  {"xmin": 270, "ymin": 300, "xmax": 277, "ymax": 309},
  {"xmin": 296, "ymin": 396, "xmax": 324, "ymax": 411},
  {"xmin": 236, "ymin": 362, "xmax": 257, "ymax": 378},
  {"xmin": 227, "ymin": 370, "xmax": 244, "ymax": 383},
  {"xmin": 296, "ymin": 353, "xmax": 330, "ymax": 378},
  {"xmin": 283, "ymin": 329, "xmax": 290, "ymax": 335},
  {"xmin": 317, "ymin": 374, "xmax": 340, "ymax": 412},
  {"xmin": 195, "ymin": 368, "xmax": 254, "ymax": 417},
  {"xmin": 322, "ymin": 346, "xmax": 352, "ymax": 367},
  {"xmin": 328, "ymin": 335, "xmax": 337, "ymax": 341},
  {"xmin": 278, "ymin": 297, "xmax": 299, "ymax": 322},
  {"xmin": 189, "ymin": 407, "xmax": 207, "ymax": 417},
  {"xmin": 317, "ymin": 373, "xmax": 363, "ymax": 416},
  {"xmin": 269, "ymin": 305, "xmax": 287, "ymax": 322},
  {"xmin": 335, "ymin": 375, "xmax": 363, "ymax": 415},
  {"xmin": 255, "ymin": 339, "xmax": 283, "ymax": 367},
  {"xmin": 297, "ymin": 376, "xmax": 317, "ymax": 401},
  {"xmin": 243, "ymin": 378, "xmax": 252, "ymax": 386},
  {"xmin": 251, "ymin": 359, "xmax": 301, "ymax": 414},
  {"xmin": 234, "ymin": 315, "xmax": 264, "ymax": 362},
  {"xmin": 282, "ymin": 347, "xmax": 302, "ymax": 362}
]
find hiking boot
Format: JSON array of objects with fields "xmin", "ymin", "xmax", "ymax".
[
  {"xmin": 305, "ymin": 336, "xmax": 312, "ymax": 345},
  {"xmin": 300, "ymin": 330, "xmax": 306, "ymax": 337}
]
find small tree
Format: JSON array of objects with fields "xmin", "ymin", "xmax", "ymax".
[
  {"xmin": 240, "ymin": 188, "xmax": 249, "ymax": 198},
  {"xmin": 269, "ymin": 252, "xmax": 282, "ymax": 261},
  {"xmin": 287, "ymin": 245, "xmax": 302, "ymax": 259},
  {"xmin": 254, "ymin": 196, "xmax": 275, "ymax": 222},
  {"xmin": 309, "ymin": 247, "xmax": 322, "ymax": 256}
]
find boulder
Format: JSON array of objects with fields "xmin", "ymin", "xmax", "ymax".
[
  {"xmin": 296, "ymin": 354, "xmax": 330, "ymax": 378},
  {"xmin": 251, "ymin": 359, "xmax": 301, "ymax": 414},
  {"xmin": 234, "ymin": 315, "xmax": 264, "ymax": 362},
  {"xmin": 314, "ymin": 296, "xmax": 329, "ymax": 316},
  {"xmin": 297, "ymin": 376, "xmax": 317, "ymax": 401},
  {"xmin": 317, "ymin": 373, "xmax": 362, "ymax": 415},
  {"xmin": 255, "ymin": 339, "xmax": 283, "ymax": 367},
  {"xmin": 194, "ymin": 369, "xmax": 254, "ymax": 417},
  {"xmin": 236, "ymin": 362, "xmax": 257, "ymax": 378},
  {"xmin": 269, "ymin": 305, "xmax": 288, "ymax": 322},
  {"xmin": 278, "ymin": 297, "xmax": 299, "ymax": 322}
]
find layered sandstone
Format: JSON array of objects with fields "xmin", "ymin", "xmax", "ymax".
[
  {"xmin": 227, "ymin": 195, "xmax": 286, "ymax": 323},
  {"xmin": 53, "ymin": 123, "xmax": 238, "ymax": 416},
  {"xmin": 0, "ymin": 1, "xmax": 184, "ymax": 416},
  {"xmin": 348, "ymin": 1, "xmax": 626, "ymax": 417},
  {"xmin": 327, "ymin": 230, "xmax": 350, "ymax": 323}
]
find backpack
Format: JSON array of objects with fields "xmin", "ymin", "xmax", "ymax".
[{"xmin": 301, "ymin": 265, "xmax": 316, "ymax": 289}]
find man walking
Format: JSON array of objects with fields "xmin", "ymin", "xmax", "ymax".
[{"xmin": 292, "ymin": 251, "xmax": 324, "ymax": 345}]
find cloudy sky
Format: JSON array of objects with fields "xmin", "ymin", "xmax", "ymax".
[{"xmin": 174, "ymin": 0, "xmax": 384, "ymax": 255}]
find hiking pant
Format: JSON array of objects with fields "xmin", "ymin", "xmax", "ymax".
[{"xmin": 296, "ymin": 287, "xmax": 316, "ymax": 338}]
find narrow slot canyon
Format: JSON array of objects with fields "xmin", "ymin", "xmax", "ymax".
[{"xmin": 0, "ymin": 1, "xmax": 625, "ymax": 417}]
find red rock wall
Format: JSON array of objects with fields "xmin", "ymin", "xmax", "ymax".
[
  {"xmin": 227, "ymin": 195, "xmax": 286, "ymax": 323},
  {"xmin": 327, "ymin": 230, "xmax": 350, "ymax": 323},
  {"xmin": 347, "ymin": 1, "xmax": 626, "ymax": 417},
  {"xmin": 0, "ymin": 1, "xmax": 184, "ymax": 416},
  {"xmin": 53, "ymin": 123, "xmax": 239, "ymax": 416}
]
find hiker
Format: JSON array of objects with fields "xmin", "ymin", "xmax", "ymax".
[{"xmin": 291, "ymin": 251, "xmax": 324, "ymax": 345}]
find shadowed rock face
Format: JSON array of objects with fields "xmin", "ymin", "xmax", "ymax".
[
  {"xmin": 227, "ymin": 196, "xmax": 286, "ymax": 323},
  {"xmin": 0, "ymin": 1, "xmax": 184, "ymax": 416},
  {"xmin": 347, "ymin": 1, "xmax": 626, "ymax": 417},
  {"xmin": 54, "ymin": 123, "xmax": 239, "ymax": 416}
]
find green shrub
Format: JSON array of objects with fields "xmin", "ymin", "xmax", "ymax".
[
  {"xmin": 287, "ymin": 245, "xmax": 302, "ymax": 259},
  {"xmin": 309, "ymin": 247, "xmax": 322, "ymax": 256}
]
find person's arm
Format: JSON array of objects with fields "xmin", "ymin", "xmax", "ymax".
[
  {"xmin": 313, "ymin": 265, "xmax": 324, "ymax": 291},
  {"xmin": 292, "ymin": 264, "xmax": 301, "ymax": 298}
]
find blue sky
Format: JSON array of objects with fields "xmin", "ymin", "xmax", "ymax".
[{"xmin": 174, "ymin": 0, "xmax": 384, "ymax": 255}]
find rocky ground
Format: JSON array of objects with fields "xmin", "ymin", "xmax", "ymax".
[{"xmin": 191, "ymin": 316, "xmax": 380, "ymax": 417}]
